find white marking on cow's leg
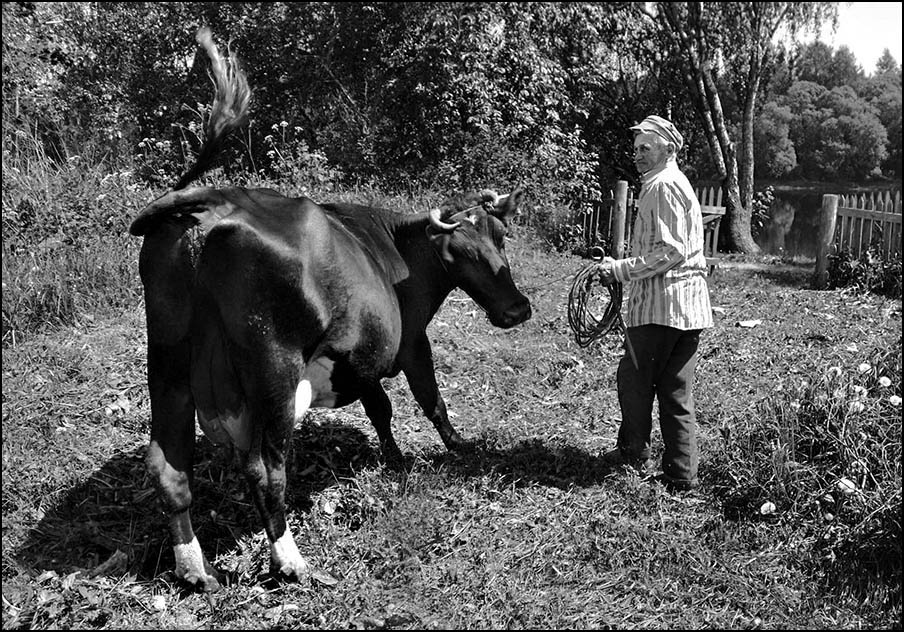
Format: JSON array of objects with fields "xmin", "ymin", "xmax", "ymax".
[
  {"xmin": 294, "ymin": 378, "xmax": 312, "ymax": 422},
  {"xmin": 173, "ymin": 536, "xmax": 215, "ymax": 585},
  {"xmin": 270, "ymin": 529, "xmax": 311, "ymax": 579}
]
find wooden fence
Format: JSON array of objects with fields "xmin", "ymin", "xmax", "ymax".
[
  {"xmin": 577, "ymin": 185, "xmax": 636, "ymax": 252},
  {"xmin": 576, "ymin": 183, "xmax": 726, "ymax": 272},
  {"xmin": 813, "ymin": 190, "xmax": 902, "ymax": 289}
]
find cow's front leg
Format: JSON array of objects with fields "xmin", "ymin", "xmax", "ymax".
[
  {"xmin": 146, "ymin": 342, "xmax": 222, "ymax": 592},
  {"xmin": 360, "ymin": 382, "xmax": 404, "ymax": 464},
  {"xmin": 401, "ymin": 334, "xmax": 469, "ymax": 451}
]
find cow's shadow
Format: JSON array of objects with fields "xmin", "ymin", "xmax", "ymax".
[
  {"xmin": 12, "ymin": 421, "xmax": 380, "ymax": 583},
  {"xmin": 14, "ymin": 424, "xmax": 623, "ymax": 584}
]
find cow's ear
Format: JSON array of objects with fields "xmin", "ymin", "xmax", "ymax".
[
  {"xmin": 492, "ymin": 188, "xmax": 523, "ymax": 225},
  {"xmin": 427, "ymin": 229, "xmax": 455, "ymax": 263}
]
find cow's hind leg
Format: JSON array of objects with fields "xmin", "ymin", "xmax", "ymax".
[
  {"xmin": 239, "ymin": 367, "xmax": 311, "ymax": 582},
  {"xmin": 360, "ymin": 382, "xmax": 405, "ymax": 465},
  {"xmin": 146, "ymin": 341, "xmax": 223, "ymax": 592}
]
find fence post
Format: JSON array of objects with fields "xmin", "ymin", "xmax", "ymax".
[
  {"xmin": 813, "ymin": 194, "xmax": 839, "ymax": 289},
  {"xmin": 612, "ymin": 180, "xmax": 628, "ymax": 258}
]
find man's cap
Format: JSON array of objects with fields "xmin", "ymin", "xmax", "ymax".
[{"xmin": 630, "ymin": 115, "xmax": 684, "ymax": 150}]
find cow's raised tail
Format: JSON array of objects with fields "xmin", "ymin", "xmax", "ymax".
[
  {"xmin": 129, "ymin": 28, "xmax": 251, "ymax": 236},
  {"xmin": 173, "ymin": 27, "xmax": 250, "ymax": 191}
]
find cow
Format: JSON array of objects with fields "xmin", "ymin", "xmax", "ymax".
[{"xmin": 130, "ymin": 28, "xmax": 531, "ymax": 591}]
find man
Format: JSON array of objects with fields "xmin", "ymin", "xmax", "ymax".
[{"xmin": 595, "ymin": 115, "xmax": 713, "ymax": 492}]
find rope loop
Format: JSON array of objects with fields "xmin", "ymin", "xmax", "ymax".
[{"xmin": 567, "ymin": 262, "xmax": 623, "ymax": 348}]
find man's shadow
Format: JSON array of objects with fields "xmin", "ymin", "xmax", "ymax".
[{"xmin": 12, "ymin": 424, "xmax": 621, "ymax": 583}]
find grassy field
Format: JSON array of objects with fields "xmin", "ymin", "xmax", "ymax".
[{"xmin": 2, "ymin": 228, "xmax": 901, "ymax": 629}]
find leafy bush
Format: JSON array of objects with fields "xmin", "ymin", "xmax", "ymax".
[
  {"xmin": 827, "ymin": 246, "xmax": 903, "ymax": 299},
  {"xmin": 261, "ymin": 122, "xmax": 344, "ymax": 195},
  {"xmin": 750, "ymin": 185, "xmax": 775, "ymax": 243}
]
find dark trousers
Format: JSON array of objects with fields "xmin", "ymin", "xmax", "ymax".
[{"xmin": 616, "ymin": 324, "xmax": 701, "ymax": 483}]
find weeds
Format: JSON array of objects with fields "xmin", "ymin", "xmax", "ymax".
[
  {"xmin": 709, "ymin": 344, "xmax": 902, "ymax": 614},
  {"xmin": 827, "ymin": 246, "xmax": 903, "ymax": 299}
]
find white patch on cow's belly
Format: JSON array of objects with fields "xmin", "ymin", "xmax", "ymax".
[
  {"xmin": 197, "ymin": 404, "xmax": 251, "ymax": 451},
  {"xmin": 173, "ymin": 536, "xmax": 210, "ymax": 581},
  {"xmin": 302, "ymin": 356, "xmax": 341, "ymax": 408},
  {"xmin": 294, "ymin": 379, "xmax": 312, "ymax": 422},
  {"xmin": 271, "ymin": 530, "xmax": 311, "ymax": 579}
]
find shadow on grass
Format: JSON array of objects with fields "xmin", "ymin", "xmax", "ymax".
[
  {"xmin": 751, "ymin": 267, "xmax": 814, "ymax": 288},
  {"xmin": 716, "ymin": 262, "xmax": 814, "ymax": 289},
  {"xmin": 12, "ymin": 422, "xmax": 378, "ymax": 583},
  {"xmin": 426, "ymin": 436, "xmax": 629, "ymax": 490}
]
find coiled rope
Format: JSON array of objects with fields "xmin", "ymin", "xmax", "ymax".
[{"xmin": 567, "ymin": 261, "xmax": 624, "ymax": 348}]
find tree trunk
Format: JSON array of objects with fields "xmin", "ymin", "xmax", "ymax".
[
  {"xmin": 732, "ymin": 55, "xmax": 762, "ymax": 254},
  {"xmin": 700, "ymin": 63, "xmax": 761, "ymax": 253},
  {"xmin": 656, "ymin": 2, "xmax": 761, "ymax": 253},
  {"xmin": 724, "ymin": 141, "xmax": 760, "ymax": 253}
]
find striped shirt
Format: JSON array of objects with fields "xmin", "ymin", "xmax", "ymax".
[{"xmin": 611, "ymin": 160, "xmax": 713, "ymax": 330}]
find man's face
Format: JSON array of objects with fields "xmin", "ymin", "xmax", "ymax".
[{"xmin": 633, "ymin": 132, "xmax": 671, "ymax": 174}]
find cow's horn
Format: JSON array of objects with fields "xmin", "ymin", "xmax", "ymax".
[{"xmin": 429, "ymin": 207, "xmax": 460, "ymax": 233}]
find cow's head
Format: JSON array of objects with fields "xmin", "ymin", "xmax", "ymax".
[{"xmin": 426, "ymin": 189, "xmax": 532, "ymax": 328}]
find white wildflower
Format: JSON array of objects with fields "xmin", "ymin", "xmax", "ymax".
[
  {"xmin": 858, "ymin": 362, "xmax": 872, "ymax": 374},
  {"xmin": 889, "ymin": 395, "xmax": 902, "ymax": 407},
  {"xmin": 878, "ymin": 376, "xmax": 891, "ymax": 388},
  {"xmin": 827, "ymin": 366, "xmax": 842, "ymax": 378},
  {"xmin": 836, "ymin": 478, "xmax": 857, "ymax": 495}
]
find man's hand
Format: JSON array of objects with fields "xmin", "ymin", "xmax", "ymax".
[{"xmin": 596, "ymin": 257, "xmax": 617, "ymax": 285}]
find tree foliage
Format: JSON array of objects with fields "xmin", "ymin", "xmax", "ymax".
[
  {"xmin": 778, "ymin": 81, "xmax": 888, "ymax": 180},
  {"xmin": 756, "ymin": 41, "xmax": 900, "ymax": 181}
]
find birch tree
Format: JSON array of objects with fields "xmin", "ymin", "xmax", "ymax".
[{"xmin": 642, "ymin": 2, "xmax": 838, "ymax": 253}]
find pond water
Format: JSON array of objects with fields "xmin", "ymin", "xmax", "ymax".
[
  {"xmin": 754, "ymin": 185, "xmax": 901, "ymax": 259},
  {"xmin": 756, "ymin": 189, "xmax": 824, "ymax": 258}
]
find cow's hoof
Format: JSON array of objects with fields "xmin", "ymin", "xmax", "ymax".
[
  {"xmin": 271, "ymin": 559, "xmax": 312, "ymax": 583},
  {"xmin": 179, "ymin": 569, "xmax": 223, "ymax": 594},
  {"xmin": 445, "ymin": 435, "xmax": 475, "ymax": 453},
  {"xmin": 380, "ymin": 442, "xmax": 406, "ymax": 467}
]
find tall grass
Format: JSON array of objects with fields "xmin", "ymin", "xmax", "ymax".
[{"xmin": 1, "ymin": 124, "xmax": 149, "ymax": 346}]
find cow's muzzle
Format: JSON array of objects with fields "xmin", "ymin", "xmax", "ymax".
[{"xmin": 490, "ymin": 297, "xmax": 532, "ymax": 329}]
